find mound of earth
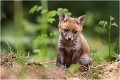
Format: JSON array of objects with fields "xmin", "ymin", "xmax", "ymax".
[{"xmin": 0, "ymin": 53, "xmax": 120, "ymax": 79}]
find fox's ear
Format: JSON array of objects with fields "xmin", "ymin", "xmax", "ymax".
[
  {"xmin": 77, "ymin": 15, "xmax": 86, "ymax": 26},
  {"xmin": 59, "ymin": 10, "xmax": 68, "ymax": 22}
]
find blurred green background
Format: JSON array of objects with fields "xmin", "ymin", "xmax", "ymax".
[{"xmin": 1, "ymin": 1, "xmax": 119, "ymax": 62}]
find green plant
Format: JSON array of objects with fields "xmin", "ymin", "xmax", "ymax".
[
  {"xmin": 29, "ymin": 5, "xmax": 72, "ymax": 59},
  {"xmin": 99, "ymin": 16, "xmax": 118, "ymax": 59},
  {"xmin": 29, "ymin": 6, "xmax": 72, "ymax": 24},
  {"xmin": 68, "ymin": 64, "xmax": 81, "ymax": 74}
]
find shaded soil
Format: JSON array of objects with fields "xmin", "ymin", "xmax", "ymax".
[{"xmin": 0, "ymin": 53, "xmax": 120, "ymax": 79}]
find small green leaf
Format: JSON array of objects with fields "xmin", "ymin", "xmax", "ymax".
[
  {"xmin": 111, "ymin": 22, "xmax": 118, "ymax": 27},
  {"xmin": 57, "ymin": 8, "xmax": 63, "ymax": 16},
  {"xmin": 99, "ymin": 21, "xmax": 101, "ymax": 25},
  {"xmin": 29, "ymin": 5, "xmax": 38, "ymax": 14},
  {"xmin": 68, "ymin": 64, "xmax": 80, "ymax": 74},
  {"xmin": 99, "ymin": 20, "xmax": 104, "ymax": 25},
  {"xmin": 41, "ymin": 9, "xmax": 48, "ymax": 15},
  {"xmin": 36, "ymin": 6, "xmax": 42, "ymax": 12},
  {"xmin": 105, "ymin": 21, "xmax": 108, "ymax": 25},
  {"xmin": 57, "ymin": 8, "xmax": 63, "ymax": 11},
  {"xmin": 67, "ymin": 12, "xmax": 72, "ymax": 16},
  {"xmin": 99, "ymin": 20, "xmax": 107, "ymax": 28},
  {"xmin": 57, "ymin": 11, "xmax": 61, "ymax": 16},
  {"xmin": 104, "ymin": 21, "xmax": 108, "ymax": 27},
  {"xmin": 48, "ymin": 18, "xmax": 55, "ymax": 23},
  {"xmin": 38, "ymin": 49, "xmax": 46, "ymax": 56},
  {"xmin": 103, "ymin": 24, "xmax": 106, "ymax": 27},
  {"xmin": 110, "ymin": 16, "xmax": 114, "ymax": 21},
  {"xmin": 63, "ymin": 8, "xmax": 68, "ymax": 12},
  {"xmin": 47, "ymin": 10, "xmax": 57, "ymax": 17}
]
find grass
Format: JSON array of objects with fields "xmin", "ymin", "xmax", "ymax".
[{"xmin": 81, "ymin": 62, "xmax": 105, "ymax": 79}]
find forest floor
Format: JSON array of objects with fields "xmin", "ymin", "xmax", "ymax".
[{"xmin": 0, "ymin": 53, "xmax": 120, "ymax": 80}]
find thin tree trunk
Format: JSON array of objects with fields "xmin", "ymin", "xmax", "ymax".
[
  {"xmin": 14, "ymin": 1, "xmax": 25, "ymax": 54},
  {"xmin": 41, "ymin": 0, "xmax": 48, "ymax": 34}
]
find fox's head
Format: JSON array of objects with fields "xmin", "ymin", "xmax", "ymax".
[{"xmin": 58, "ymin": 11, "xmax": 86, "ymax": 41}]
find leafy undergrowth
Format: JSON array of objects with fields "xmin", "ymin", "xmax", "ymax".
[{"xmin": 0, "ymin": 53, "xmax": 120, "ymax": 80}]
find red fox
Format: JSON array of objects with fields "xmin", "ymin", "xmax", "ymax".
[{"xmin": 56, "ymin": 11, "xmax": 92, "ymax": 68}]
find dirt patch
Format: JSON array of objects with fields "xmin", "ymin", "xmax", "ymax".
[
  {"xmin": 103, "ymin": 62, "xmax": 120, "ymax": 80},
  {"xmin": 0, "ymin": 53, "xmax": 120, "ymax": 79},
  {"xmin": 46, "ymin": 67, "xmax": 70, "ymax": 79}
]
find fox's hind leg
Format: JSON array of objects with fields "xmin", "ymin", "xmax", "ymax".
[{"xmin": 79, "ymin": 54, "xmax": 92, "ymax": 67}]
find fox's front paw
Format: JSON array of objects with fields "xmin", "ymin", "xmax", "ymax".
[{"xmin": 79, "ymin": 54, "xmax": 92, "ymax": 67}]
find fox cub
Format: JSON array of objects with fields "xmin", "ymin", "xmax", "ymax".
[{"xmin": 56, "ymin": 11, "xmax": 92, "ymax": 68}]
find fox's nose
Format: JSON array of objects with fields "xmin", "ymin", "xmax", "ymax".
[{"xmin": 68, "ymin": 38, "xmax": 71, "ymax": 40}]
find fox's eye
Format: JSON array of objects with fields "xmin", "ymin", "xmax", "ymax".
[
  {"xmin": 64, "ymin": 29, "xmax": 69, "ymax": 32},
  {"xmin": 73, "ymin": 30, "xmax": 77, "ymax": 33}
]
